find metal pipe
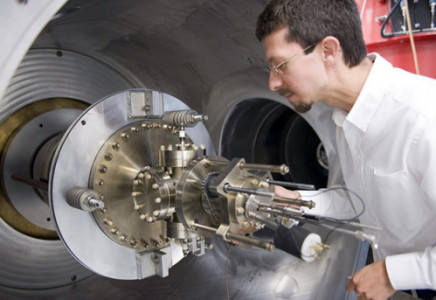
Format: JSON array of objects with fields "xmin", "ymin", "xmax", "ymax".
[
  {"xmin": 239, "ymin": 162, "xmax": 289, "ymax": 175},
  {"xmin": 192, "ymin": 223, "xmax": 275, "ymax": 252},
  {"xmin": 248, "ymin": 212, "xmax": 279, "ymax": 230},
  {"xmin": 192, "ymin": 223, "xmax": 218, "ymax": 233},
  {"xmin": 11, "ymin": 173, "xmax": 48, "ymax": 191},
  {"xmin": 226, "ymin": 232, "xmax": 275, "ymax": 252},
  {"xmin": 273, "ymin": 196, "xmax": 316, "ymax": 209},
  {"xmin": 223, "ymin": 184, "xmax": 274, "ymax": 197},
  {"xmin": 266, "ymin": 179, "xmax": 315, "ymax": 190},
  {"xmin": 257, "ymin": 203, "xmax": 303, "ymax": 216}
]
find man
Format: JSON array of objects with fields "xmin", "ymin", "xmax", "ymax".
[{"xmin": 256, "ymin": 0, "xmax": 436, "ymax": 299}]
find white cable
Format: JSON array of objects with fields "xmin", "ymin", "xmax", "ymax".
[{"xmin": 360, "ymin": 0, "xmax": 368, "ymax": 20}]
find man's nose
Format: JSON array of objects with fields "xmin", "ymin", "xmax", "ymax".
[{"xmin": 268, "ymin": 72, "xmax": 282, "ymax": 91}]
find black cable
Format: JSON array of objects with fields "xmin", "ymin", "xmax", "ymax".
[
  {"xmin": 381, "ymin": 0, "xmax": 403, "ymax": 38},
  {"xmin": 304, "ymin": 185, "xmax": 366, "ymax": 223}
]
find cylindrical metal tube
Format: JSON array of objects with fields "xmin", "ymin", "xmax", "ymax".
[
  {"xmin": 11, "ymin": 173, "xmax": 48, "ymax": 191},
  {"xmin": 273, "ymin": 196, "xmax": 316, "ymax": 209},
  {"xmin": 239, "ymin": 162, "xmax": 289, "ymax": 175},
  {"xmin": 267, "ymin": 179, "xmax": 315, "ymax": 190},
  {"xmin": 192, "ymin": 223, "xmax": 218, "ymax": 233},
  {"xmin": 192, "ymin": 223, "xmax": 275, "ymax": 251},
  {"xmin": 226, "ymin": 232, "xmax": 275, "ymax": 252},
  {"xmin": 223, "ymin": 184, "xmax": 273, "ymax": 197},
  {"xmin": 257, "ymin": 204, "xmax": 303, "ymax": 215},
  {"xmin": 163, "ymin": 110, "xmax": 207, "ymax": 127},
  {"xmin": 248, "ymin": 212, "xmax": 279, "ymax": 230},
  {"xmin": 66, "ymin": 187, "xmax": 104, "ymax": 212},
  {"xmin": 260, "ymin": 207, "xmax": 303, "ymax": 219}
]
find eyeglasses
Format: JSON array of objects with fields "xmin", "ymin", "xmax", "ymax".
[{"xmin": 268, "ymin": 43, "xmax": 317, "ymax": 75}]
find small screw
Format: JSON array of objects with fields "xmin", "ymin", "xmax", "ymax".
[
  {"xmin": 236, "ymin": 207, "xmax": 245, "ymax": 215},
  {"xmin": 103, "ymin": 218, "xmax": 113, "ymax": 226},
  {"xmin": 99, "ymin": 165, "xmax": 108, "ymax": 174},
  {"xmin": 112, "ymin": 142, "xmax": 121, "ymax": 150},
  {"xmin": 104, "ymin": 153, "xmax": 113, "ymax": 161}
]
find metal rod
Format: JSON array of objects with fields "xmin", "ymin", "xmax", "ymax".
[
  {"xmin": 258, "ymin": 203, "xmax": 303, "ymax": 216},
  {"xmin": 223, "ymin": 184, "xmax": 274, "ymax": 197},
  {"xmin": 192, "ymin": 223, "xmax": 275, "ymax": 252},
  {"xmin": 11, "ymin": 173, "xmax": 48, "ymax": 191},
  {"xmin": 248, "ymin": 212, "xmax": 279, "ymax": 230},
  {"xmin": 226, "ymin": 232, "xmax": 275, "ymax": 252},
  {"xmin": 239, "ymin": 162, "xmax": 289, "ymax": 175},
  {"xmin": 267, "ymin": 179, "xmax": 315, "ymax": 190},
  {"xmin": 262, "ymin": 207, "xmax": 303, "ymax": 219},
  {"xmin": 273, "ymin": 196, "xmax": 316, "ymax": 209},
  {"xmin": 192, "ymin": 223, "xmax": 218, "ymax": 233}
]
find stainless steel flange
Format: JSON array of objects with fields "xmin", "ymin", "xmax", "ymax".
[{"xmin": 50, "ymin": 89, "xmax": 215, "ymax": 279}]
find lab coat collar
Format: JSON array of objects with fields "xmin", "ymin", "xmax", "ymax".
[{"xmin": 332, "ymin": 53, "xmax": 392, "ymax": 133}]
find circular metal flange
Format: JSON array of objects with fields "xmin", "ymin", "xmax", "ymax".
[
  {"xmin": 176, "ymin": 157, "xmax": 228, "ymax": 236},
  {"xmin": 228, "ymin": 175, "xmax": 273, "ymax": 235},
  {"xmin": 90, "ymin": 122, "xmax": 186, "ymax": 251},
  {"xmin": 0, "ymin": 99, "xmax": 86, "ymax": 236},
  {"xmin": 133, "ymin": 168, "xmax": 175, "ymax": 223},
  {"xmin": 50, "ymin": 89, "xmax": 215, "ymax": 279},
  {"xmin": 0, "ymin": 98, "xmax": 92, "ymax": 289}
]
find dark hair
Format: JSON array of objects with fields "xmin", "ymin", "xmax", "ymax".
[{"xmin": 256, "ymin": 0, "xmax": 367, "ymax": 67}]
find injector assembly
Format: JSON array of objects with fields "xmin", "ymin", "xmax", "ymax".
[{"xmin": 50, "ymin": 89, "xmax": 367, "ymax": 281}]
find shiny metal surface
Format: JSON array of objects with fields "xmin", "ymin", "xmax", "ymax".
[
  {"xmin": 176, "ymin": 157, "xmax": 228, "ymax": 234},
  {"xmin": 0, "ymin": 0, "xmax": 67, "ymax": 100},
  {"xmin": 0, "ymin": 233, "xmax": 364, "ymax": 300},
  {"xmin": 0, "ymin": 98, "xmax": 87, "ymax": 238},
  {"xmin": 50, "ymin": 89, "xmax": 213, "ymax": 279},
  {"xmin": 0, "ymin": 1, "xmax": 366, "ymax": 299},
  {"xmin": 3, "ymin": 108, "xmax": 82, "ymax": 231},
  {"xmin": 0, "ymin": 49, "xmax": 140, "ymax": 290},
  {"xmin": 89, "ymin": 121, "xmax": 184, "ymax": 250},
  {"xmin": 0, "ymin": 217, "xmax": 92, "ymax": 290}
]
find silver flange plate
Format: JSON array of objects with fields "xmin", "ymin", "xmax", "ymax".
[
  {"xmin": 49, "ymin": 89, "xmax": 215, "ymax": 279},
  {"xmin": 90, "ymin": 121, "xmax": 190, "ymax": 250}
]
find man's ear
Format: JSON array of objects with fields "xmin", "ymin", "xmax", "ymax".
[{"xmin": 320, "ymin": 36, "xmax": 341, "ymax": 64}]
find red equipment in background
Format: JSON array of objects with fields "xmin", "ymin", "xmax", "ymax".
[{"xmin": 357, "ymin": 0, "xmax": 436, "ymax": 78}]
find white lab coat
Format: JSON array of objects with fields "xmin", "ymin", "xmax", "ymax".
[{"xmin": 302, "ymin": 54, "xmax": 436, "ymax": 290}]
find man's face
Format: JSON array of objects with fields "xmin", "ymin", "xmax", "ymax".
[{"xmin": 262, "ymin": 27, "xmax": 324, "ymax": 113}]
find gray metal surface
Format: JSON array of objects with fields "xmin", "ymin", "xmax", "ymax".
[
  {"xmin": 0, "ymin": 228, "xmax": 363, "ymax": 300},
  {"xmin": 0, "ymin": 1, "xmax": 364, "ymax": 299},
  {"xmin": 50, "ymin": 89, "xmax": 214, "ymax": 279},
  {"xmin": 3, "ymin": 108, "xmax": 81, "ymax": 230},
  {"xmin": 0, "ymin": 217, "xmax": 92, "ymax": 290},
  {"xmin": 31, "ymin": 0, "xmax": 269, "ymax": 112},
  {"xmin": 0, "ymin": 0, "xmax": 67, "ymax": 100},
  {"xmin": 0, "ymin": 49, "xmax": 140, "ymax": 290}
]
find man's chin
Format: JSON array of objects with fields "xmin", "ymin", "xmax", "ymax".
[{"xmin": 293, "ymin": 103, "xmax": 312, "ymax": 113}]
